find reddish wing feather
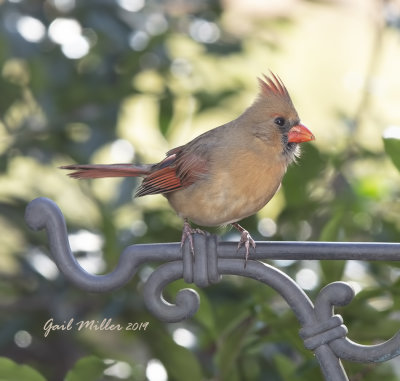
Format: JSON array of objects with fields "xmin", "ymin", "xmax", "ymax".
[
  {"xmin": 175, "ymin": 150, "xmax": 208, "ymax": 185},
  {"xmin": 135, "ymin": 147, "xmax": 208, "ymax": 197},
  {"xmin": 135, "ymin": 167, "xmax": 181, "ymax": 196}
]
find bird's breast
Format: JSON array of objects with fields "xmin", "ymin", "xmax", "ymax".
[{"xmin": 166, "ymin": 148, "xmax": 287, "ymax": 226}]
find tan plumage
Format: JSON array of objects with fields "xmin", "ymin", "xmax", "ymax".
[{"xmin": 61, "ymin": 72, "xmax": 315, "ymax": 262}]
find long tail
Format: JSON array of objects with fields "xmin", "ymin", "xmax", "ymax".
[{"xmin": 60, "ymin": 164, "xmax": 150, "ymax": 179}]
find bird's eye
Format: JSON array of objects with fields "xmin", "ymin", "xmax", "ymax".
[{"xmin": 274, "ymin": 117, "xmax": 286, "ymax": 126}]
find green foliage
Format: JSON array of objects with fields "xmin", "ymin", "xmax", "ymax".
[
  {"xmin": 214, "ymin": 311, "xmax": 255, "ymax": 380},
  {"xmin": 383, "ymin": 137, "xmax": 400, "ymax": 173},
  {"xmin": 0, "ymin": 357, "xmax": 46, "ymax": 381},
  {"xmin": 152, "ymin": 333, "xmax": 204, "ymax": 381},
  {"xmin": 65, "ymin": 356, "xmax": 108, "ymax": 381},
  {"xmin": 274, "ymin": 354, "xmax": 301, "ymax": 381}
]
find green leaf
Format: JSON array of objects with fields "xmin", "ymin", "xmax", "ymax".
[
  {"xmin": 158, "ymin": 88, "xmax": 174, "ymax": 138},
  {"xmin": 320, "ymin": 210, "xmax": 344, "ymax": 241},
  {"xmin": 215, "ymin": 311, "xmax": 255, "ymax": 381},
  {"xmin": 0, "ymin": 357, "xmax": 46, "ymax": 381},
  {"xmin": 274, "ymin": 354, "xmax": 298, "ymax": 381},
  {"xmin": 194, "ymin": 295, "xmax": 217, "ymax": 337},
  {"xmin": 148, "ymin": 317, "xmax": 204, "ymax": 381},
  {"xmin": 319, "ymin": 210, "xmax": 346, "ymax": 281},
  {"xmin": 0, "ymin": 77, "xmax": 22, "ymax": 114},
  {"xmin": 282, "ymin": 144, "xmax": 324, "ymax": 207},
  {"xmin": 154, "ymin": 341, "xmax": 203, "ymax": 381},
  {"xmin": 65, "ymin": 356, "xmax": 107, "ymax": 381},
  {"xmin": 383, "ymin": 137, "xmax": 400, "ymax": 173}
]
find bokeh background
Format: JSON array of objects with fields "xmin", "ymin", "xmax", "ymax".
[{"xmin": 1, "ymin": 0, "xmax": 400, "ymax": 379}]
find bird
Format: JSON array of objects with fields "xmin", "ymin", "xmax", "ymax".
[{"xmin": 61, "ymin": 72, "xmax": 314, "ymax": 264}]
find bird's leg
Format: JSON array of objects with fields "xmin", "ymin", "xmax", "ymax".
[
  {"xmin": 181, "ymin": 218, "xmax": 206, "ymax": 256},
  {"xmin": 232, "ymin": 223, "xmax": 256, "ymax": 266}
]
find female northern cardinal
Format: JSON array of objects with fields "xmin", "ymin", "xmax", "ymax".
[{"xmin": 61, "ymin": 72, "xmax": 314, "ymax": 262}]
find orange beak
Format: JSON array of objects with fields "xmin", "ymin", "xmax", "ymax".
[{"xmin": 287, "ymin": 123, "xmax": 315, "ymax": 143}]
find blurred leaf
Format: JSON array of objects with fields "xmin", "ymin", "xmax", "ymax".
[
  {"xmin": 320, "ymin": 260, "xmax": 346, "ymax": 284},
  {"xmin": 0, "ymin": 77, "xmax": 22, "ymax": 114},
  {"xmin": 0, "ymin": 357, "xmax": 46, "ymax": 381},
  {"xmin": 355, "ymin": 176, "xmax": 387, "ymax": 200},
  {"xmin": 65, "ymin": 356, "xmax": 107, "ymax": 381},
  {"xmin": 320, "ymin": 210, "xmax": 344, "ymax": 241},
  {"xmin": 215, "ymin": 312, "xmax": 255, "ymax": 380},
  {"xmin": 195, "ymin": 88, "xmax": 239, "ymax": 113},
  {"xmin": 282, "ymin": 144, "xmax": 324, "ymax": 207},
  {"xmin": 383, "ymin": 137, "xmax": 400, "ymax": 173},
  {"xmin": 158, "ymin": 88, "xmax": 174, "ymax": 137},
  {"xmin": 274, "ymin": 354, "xmax": 300, "ymax": 381},
  {"xmin": 319, "ymin": 210, "xmax": 346, "ymax": 281},
  {"xmin": 154, "ymin": 336, "xmax": 204, "ymax": 381},
  {"xmin": 146, "ymin": 306, "xmax": 204, "ymax": 381},
  {"xmin": 192, "ymin": 289, "xmax": 217, "ymax": 337}
]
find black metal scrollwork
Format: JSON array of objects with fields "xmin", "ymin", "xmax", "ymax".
[{"xmin": 25, "ymin": 197, "xmax": 400, "ymax": 381}]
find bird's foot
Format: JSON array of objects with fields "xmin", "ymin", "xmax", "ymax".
[
  {"xmin": 181, "ymin": 219, "xmax": 206, "ymax": 256},
  {"xmin": 232, "ymin": 223, "xmax": 256, "ymax": 267}
]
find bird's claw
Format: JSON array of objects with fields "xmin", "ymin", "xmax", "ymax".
[
  {"xmin": 237, "ymin": 231, "xmax": 256, "ymax": 267},
  {"xmin": 233, "ymin": 224, "xmax": 256, "ymax": 268},
  {"xmin": 181, "ymin": 219, "xmax": 206, "ymax": 256}
]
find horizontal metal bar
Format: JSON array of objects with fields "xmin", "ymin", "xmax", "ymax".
[
  {"xmin": 218, "ymin": 241, "xmax": 400, "ymax": 261},
  {"xmin": 122, "ymin": 241, "xmax": 400, "ymax": 263},
  {"xmin": 125, "ymin": 241, "xmax": 400, "ymax": 263}
]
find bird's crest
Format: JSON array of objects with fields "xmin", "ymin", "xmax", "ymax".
[{"xmin": 258, "ymin": 71, "xmax": 292, "ymax": 103}]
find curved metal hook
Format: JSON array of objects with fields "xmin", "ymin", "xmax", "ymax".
[
  {"xmin": 24, "ymin": 197, "xmax": 179, "ymax": 292},
  {"xmin": 142, "ymin": 233, "xmax": 220, "ymax": 321},
  {"xmin": 143, "ymin": 261, "xmax": 200, "ymax": 322}
]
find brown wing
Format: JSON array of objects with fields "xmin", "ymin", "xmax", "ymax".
[{"xmin": 135, "ymin": 146, "xmax": 208, "ymax": 197}]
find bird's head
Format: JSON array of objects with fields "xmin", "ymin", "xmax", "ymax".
[{"xmin": 247, "ymin": 72, "xmax": 315, "ymax": 163}]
